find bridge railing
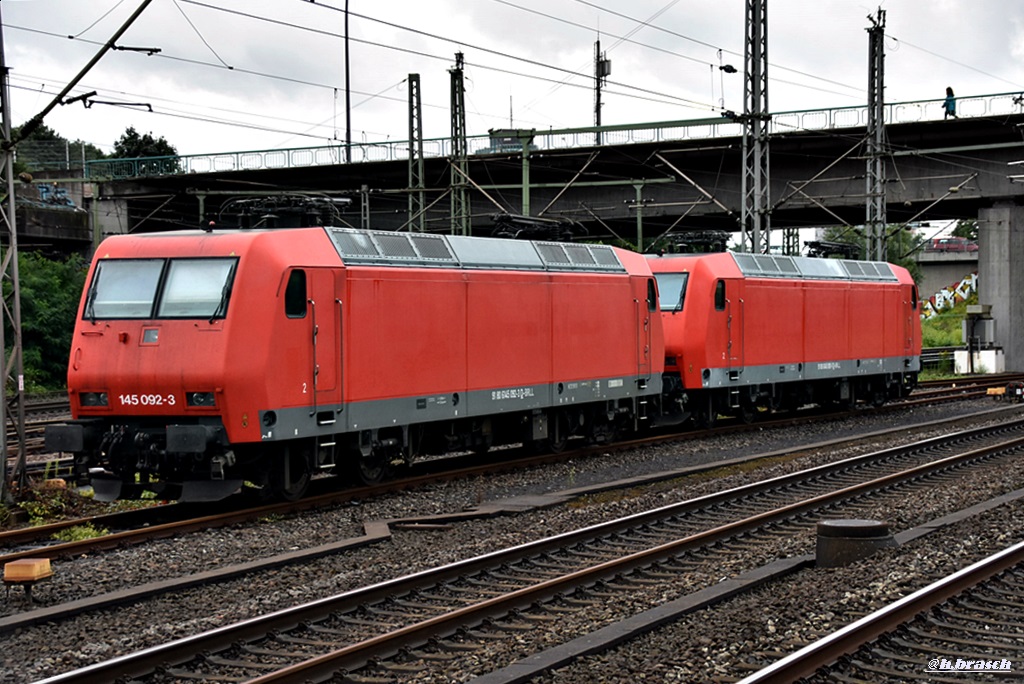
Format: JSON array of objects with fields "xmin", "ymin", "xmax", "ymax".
[
  {"xmin": 85, "ymin": 91, "xmax": 1024, "ymax": 181},
  {"xmin": 771, "ymin": 91, "xmax": 1023, "ymax": 133}
]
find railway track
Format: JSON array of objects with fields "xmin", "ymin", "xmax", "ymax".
[
  {"xmin": 0, "ymin": 398, "xmax": 1012, "ymax": 566},
  {"xmin": 27, "ymin": 416, "xmax": 1024, "ymax": 683}
]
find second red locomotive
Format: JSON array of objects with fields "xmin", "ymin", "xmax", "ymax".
[{"xmin": 649, "ymin": 251, "xmax": 921, "ymax": 426}]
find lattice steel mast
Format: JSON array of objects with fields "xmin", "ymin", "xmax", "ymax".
[
  {"xmin": 741, "ymin": 0, "xmax": 770, "ymax": 254},
  {"xmin": 866, "ymin": 8, "xmax": 887, "ymax": 261},
  {"xmin": 594, "ymin": 39, "xmax": 610, "ymax": 146},
  {"xmin": 449, "ymin": 52, "xmax": 469, "ymax": 235},
  {"xmin": 407, "ymin": 73, "xmax": 425, "ymax": 232}
]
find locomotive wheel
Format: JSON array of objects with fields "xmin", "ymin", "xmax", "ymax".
[
  {"xmin": 697, "ymin": 410, "xmax": 717, "ymax": 429},
  {"xmin": 547, "ymin": 411, "xmax": 571, "ymax": 453},
  {"xmin": 354, "ymin": 449, "xmax": 390, "ymax": 485},
  {"xmin": 737, "ymin": 404, "xmax": 757, "ymax": 424},
  {"xmin": 273, "ymin": 445, "xmax": 311, "ymax": 501},
  {"xmin": 695, "ymin": 395, "xmax": 718, "ymax": 429}
]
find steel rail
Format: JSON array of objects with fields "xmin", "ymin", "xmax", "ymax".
[{"xmin": 735, "ymin": 540, "xmax": 1024, "ymax": 684}]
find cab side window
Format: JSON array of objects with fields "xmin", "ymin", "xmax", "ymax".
[
  {"xmin": 714, "ymin": 280, "xmax": 726, "ymax": 311},
  {"xmin": 647, "ymin": 278, "xmax": 657, "ymax": 312},
  {"xmin": 285, "ymin": 270, "xmax": 307, "ymax": 318}
]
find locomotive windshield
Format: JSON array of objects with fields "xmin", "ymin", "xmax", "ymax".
[
  {"xmin": 84, "ymin": 257, "xmax": 238, "ymax": 320},
  {"xmin": 653, "ymin": 272, "xmax": 689, "ymax": 311}
]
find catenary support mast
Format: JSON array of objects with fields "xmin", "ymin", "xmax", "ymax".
[
  {"xmin": 866, "ymin": 8, "xmax": 887, "ymax": 260},
  {"xmin": 741, "ymin": 0, "xmax": 770, "ymax": 253},
  {"xmin": 407, "ymin": 73, "xmax": 425, "ymax": 232},
  {"xmin": 449, "ymin": 52, "xmax": 469, "ymax": 235}
]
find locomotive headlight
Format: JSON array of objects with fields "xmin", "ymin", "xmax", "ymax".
[
  {"xmin": 187, "ymin": 392, "xmax": 217, "ymax": 407},
  {"xmin": 79, "ymin": 392, "xmax": 108, "ymax": 407}
]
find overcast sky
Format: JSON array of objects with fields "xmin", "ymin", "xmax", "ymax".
[{"xmin": 4, "ymin": 0, "xmax": 1024, "ymax": 157}]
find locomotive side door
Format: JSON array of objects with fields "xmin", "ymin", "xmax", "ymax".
[
  {"xmin": 905, "ymin": 283, "xmax": 919, "ymax": 355},
  {"xmin": 635, "ymin": 278, "xmax": 656, "ymax": 382},
  {"xmin": 718, "ymin": 278, "xmax": 744, "ymax": 372},
  {"xmin": 306, "ymin": 268, "xmax": 340, "ymax": 406}
]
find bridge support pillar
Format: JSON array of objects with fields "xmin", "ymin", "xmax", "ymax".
[{"xmin": 979, "ymin": 203, "xmax": 1024, "ymax": 371}]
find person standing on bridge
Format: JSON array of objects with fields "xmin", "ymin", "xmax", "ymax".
[{"xmin": 943, "ymin": 86, "xmax": 958, "ymax": 119}]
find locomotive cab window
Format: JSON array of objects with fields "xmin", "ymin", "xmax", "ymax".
[
  {"xmin": 714, "ymin": 280, "xmax": 726, "ymax": 311},
  {"xmin": 911, "ymin": 285, "xmax": 919, "ymax": 310},
  {"xmin": 653, "ymin": 272, "xmax": 689, "ymax": 312},
  {"xmin": 285, "ymin": 270, "xmax": 307, "ymax": 318},
  {"xmin": 157, "ymin": 258, "xmax": 237, "ymax": 318},
  {"xmin": 85, "ymin": 259, "xmax": 164, "ymax": 319},
  {"xmin": 84, "ymin": 257, "xmax": 238, "ymax": 320}
]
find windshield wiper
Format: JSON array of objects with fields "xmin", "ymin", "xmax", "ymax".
[
  {"xmin": 208, "ymin": 262, "xmax": 237, "ymax": 323},
  {"xmin": 84, "ymin": 283, "xmax": 98, "ymax": 323}
]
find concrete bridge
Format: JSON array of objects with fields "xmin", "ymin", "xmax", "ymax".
[
  {"xmin": 59, "ymin": 92, "xmax": 1024, "ymax": 367},
  {"xmin": 86, "ymin": 92, "xmax": 1024, "ymax": 242}
]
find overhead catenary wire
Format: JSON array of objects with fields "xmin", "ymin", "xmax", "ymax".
[
  {"xmin": 8, "ymin": 0, "xmax": 1024, "ymax": 170},
  {"xmin": 568, "ymin": 0, "xmax": 863, "ymax": 94},
  {"xmin": 284, "ymin": 0, "xmax": 715, "ymax": 110},
  {"xmin": 888, "ymin": 35, "xmax": 1024, "ymax": 91},
  {"xmin": 8, "ymin": 2, "xmax": 714, "ymax": 138}
]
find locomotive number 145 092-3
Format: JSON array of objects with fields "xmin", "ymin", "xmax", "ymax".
[{"xmin": 118, "ymin": 393, "xmax": 176, "ymax": 407}]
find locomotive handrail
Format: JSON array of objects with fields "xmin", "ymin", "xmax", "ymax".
[
  {"xmin": 84, "ymin": 91, "xmax": 1024, "ymax": 181},
  {"xmin": 308, "ymin": 296, "xmax": 319, "ymax": 418},
  {"xmin": 337, "ymin": 298, "xmax": 344, "ymax": 410}
]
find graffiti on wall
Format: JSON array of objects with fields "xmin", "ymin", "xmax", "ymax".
[{"xmin": 921, "ymin": 271, "xmax": 977, "ymax": 319}]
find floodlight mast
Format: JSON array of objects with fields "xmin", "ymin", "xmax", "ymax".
[{"xmin": 0, "ymin": 0, "xmax": 155, "ymax": 501}]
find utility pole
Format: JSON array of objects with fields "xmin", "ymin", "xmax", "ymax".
[
  {"xmin": 741, "ymin": 0, "xmax": 771, "ymax": 254},
  {"xmin": 866, "ymin": 7, "xmax": 887, "ymax": 261},
  {"xmin": 594, "ymin": 39, "xmax": 611, "ymax": 146},
  {"xmin": 449, "ymin": 52, "xmax": 469, "ymax": 235},
  {"xmin": 407, "ymin": 73, "xmax": 425, "ymax": 232}
]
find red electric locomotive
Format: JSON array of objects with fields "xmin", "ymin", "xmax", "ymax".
[
  {"xmin": 648, "ymin": 251, "xmax": 921, "ymax": 426},
  {"xmin": 45, "ymin": 228, "xmax": 664, "ymax": 501}
]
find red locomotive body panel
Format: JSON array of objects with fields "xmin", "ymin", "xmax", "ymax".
[
  {"xmin": 51, "ymin": 228, "xmax": 663, "ymax": 500},
  {"xmin": 648, "ymin": 251, "xmax": 920, "ymax": 423},
  {"xmin": 333, "ymin": 261, "xmax": 658, "ymax": 407}
]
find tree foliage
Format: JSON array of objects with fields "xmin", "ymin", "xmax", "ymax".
[
  {"xmin": 12, "ymin": 122, "xmax": 106, "ymax": 173},
  {"xmin": 951, "ymin": 218, "xmax": 978, "ymax": 241},
  {"xmin": 7, "ymin": 253, "xmax": 87, "ymax": 391},
  {"xmin": 111, "ymin": 126, "xmax": 180, "ymax": 175},
  {"xmin": 112, "ymin": 126, "xmax": 177, "ymax": 159}
]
